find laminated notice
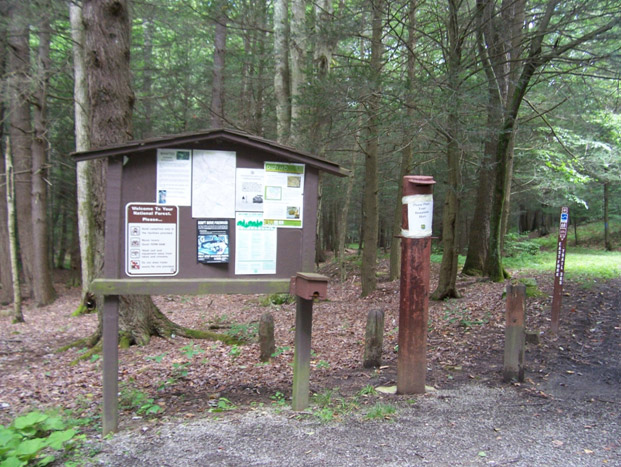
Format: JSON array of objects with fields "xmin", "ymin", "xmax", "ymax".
[{"xmin": 401, "ymin": 194, "xmax": 433, "ymax": 238}]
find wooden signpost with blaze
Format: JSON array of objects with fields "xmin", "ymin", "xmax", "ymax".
[{"xmin": 551, "ymin": 207, "xmax": 569, "ymax": 334}]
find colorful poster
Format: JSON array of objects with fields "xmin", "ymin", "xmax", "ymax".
[
  {"xmin": 235, "ymin": 168, "xmax": 264, "ymax": 212},
  {"xmin": 197, "ymin": 220, "xmax": 230, "ymax": 263},
  {"xmin": 263, "ymin": 162, "xmax": 304, "ymax": 228},
  {"xmin": 126, "ymin": 203, "xmax": 178, "ymax": 276},
  {"xmin": 235, "ymin": 212, "xmax": 277, "ymax": 275},
  {"xmin": 156, "ymin": 149, "xmax": 192, "ymax": 206},
  {"xmin": 192, "ymin": 150, "xmax": 236, "ymax": 218}
]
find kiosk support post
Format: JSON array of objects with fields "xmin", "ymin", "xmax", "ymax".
[
  {"xmin": 397, "ymin": 175, "xmax": 435, "ymax": 394},
  {"xmin": 290, "ymin": 273, "xmax": 328, "ymax": 410},
  {"xmin": 102, "ymin": 295, "xmax": 120, "ymax": 435}
]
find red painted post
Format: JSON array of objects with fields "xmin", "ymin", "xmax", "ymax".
[
  {"xmin": 551, "ymin": 207, "xmax": 569, "ymax": 334},
  {"xmin": 397, "ymin": 175, "xmax": 435, "ymax": 394}
]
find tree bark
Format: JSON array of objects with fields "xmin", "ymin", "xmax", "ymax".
[
  {"xmin": 5, "ymin": 139, "xmax": 23, "ymax": 322},
  {"xmin": 0, "ymin": 0, "xmax": 13, "ymax": 304},
  {"xmin": 31, "ymin": 3, "xmax": 56, "ymax": 305},
  {"xmin": 390, "ymin": 0, "xmax": 417, "ymax": 281},
  {"xmin": 71, "ymin": 0, "xmax": 97, "ymax": 314},
  {"xmin": 289, "ymin": 0, "xmax": 307, "ymax": 146},
  {"xmin": 210, "ymin": 5, "xmax": 227, "ymax": 129},
  {"xmin": 7, "ymin": 0, "xmax": 34, "ymax": 297},
  {"xmin": 432, "ymin": 0, "xmax": 463, "ymax": 300},
  {"xmin": 603, "ymin": 181, "xmax": 611, "ymax": 251},
  {"xmin": 360, "ymin": 0, "xmax": 384, "ymax": 297},
  {"xmin": 273, "ymin": 0, "xmax": 290, "ymax": 143}
]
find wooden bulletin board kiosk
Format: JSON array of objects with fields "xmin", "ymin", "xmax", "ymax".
[{"xmin": 72, "ymin": 129, "xmax": 348, "ymax": 433}]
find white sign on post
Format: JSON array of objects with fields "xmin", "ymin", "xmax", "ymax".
[
  {"xmin": 402, "ymin": 194, "xmax": 433, "ymax": 238},
  {"xmin": 126, "ymin": 203, "xmax": 179, "ymax": 276}
]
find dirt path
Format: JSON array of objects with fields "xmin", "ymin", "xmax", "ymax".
[{"xmin": 85, "ymin": 279, "xmax": 620, "ymax": 466}]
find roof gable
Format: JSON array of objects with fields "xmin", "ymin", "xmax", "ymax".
[{"xmin": 71, "ymin": 128, "xmax": 349, "ymax": 177}]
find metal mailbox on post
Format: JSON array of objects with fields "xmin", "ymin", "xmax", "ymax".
[{"xmin": 72, "ymin": 129, "xmax": 347, "ymax": 434}]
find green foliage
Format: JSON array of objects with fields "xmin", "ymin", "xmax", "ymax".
[
  {"xmin": 208, "ymin": 398, "xmax": 236, "ymax": 413},
  {"xmin": 364, "ymin": 403, "xmax": 396, "ymax": 421},
  {"xmin": 357, "ymin": 385, "xmax": 378, "ymax": 397},
  {"xmin": 225, "ymin": 323, "xmax": 258, "ymax": 343},
  {"xmin": 228, "ymin": 345, "xmax": 242, "ymax": 360},
  {"xmin": 180, "ymin": 342, "xmax": 204, "ymax": 359},
  {"xmin": 271, "ymin": 346, "xmax": 291, "ymax": 358},
  {"xmin": 0, "ymin": 410, "xmax": 83, "ymax": 467},
  {"xmin": 119, "ymin": 386, "xmax": 162, "ymax": 416},
  {"xmin": 270, "ymin": 391, "xmax": 287, "ymax": 407},
  {"xmin": 315, "ymin": 360, "xmax": 330, "ymax": 369},
  {"xmin": 503, "ymin": 233, "xmax": 541, "ymax": 257},
  {"xmin": 259, "ymin": 294, "xmax": 295, "ymax": 307}
]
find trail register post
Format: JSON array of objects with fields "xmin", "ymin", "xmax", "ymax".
[{"xmin": 73, "ymin": 129, "xmax": 347, "ymax": 434}]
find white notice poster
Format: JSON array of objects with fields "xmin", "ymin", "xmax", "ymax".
[
  {"xmin": 235, "ymin": 212, "xmax": 277, "ymax": 275},
  {"xmin": 156, "ymin": 149, "xmax": 192, "ymax": 206},
  {"xmin": 235, "ymin": 168, "xmax": 264, "ymax": 212},
  {"xmin": 263, "ymin": 162, "xmax": 304, "ymax": 228},
  {"xmin": 402, "ymin": 194, "xmax": 433, "ymax": 238},
  {"xmin": 126, "ymin": 203, "xmax": 178, "ymax": 276},
  {"xmin": 192, "ymin": 150, "xmax": 236, "ymax": 218}
]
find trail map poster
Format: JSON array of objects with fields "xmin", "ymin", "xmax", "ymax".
[
  {"xmin": 197, "ymin": 220, "xmax": 230, "ymax": 263},
  {"xmin": 263, "ymin": 162, "xmax": 304, "ymax": 228},
  {"xmin": 192, "ymin": 150, "xmax": 236, "ymax": 218},
  {"xmin": 126, "ymin": 203, "xmax": 178, "ymax": 276}
]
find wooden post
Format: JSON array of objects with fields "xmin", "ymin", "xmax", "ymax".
[
  {"xmin": 397, "ymin": 176, "xmax": 435, "ymax": 394},
  {"xmin": 504, "ymin": 284, "xmax": 525, "ymax": 383},
  {"xmin": 363, "ymin": 309, "xmax": 384, "ymax": 368},
  {"xmin": 551, "ymin": 207, "xmax": 569, "ymax": 334},
  {"xmin": 102, "ymin": 295, "xmax": 119, "ymax": 435},
  {"xmin": 101, "ymin": 157, "xmax": 123, "ymax": 435},
  {"xmin": 291, "ymin": 297, "xmax": 313, "ymax": 410},
  {"xmin": 259, "ymin": 312, "xmax": 275, "ymax": 362}
]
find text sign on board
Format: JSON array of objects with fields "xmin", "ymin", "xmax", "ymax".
[{"xmin": 126, "ymin": 203, "xmax": 179, "ymax": 276}]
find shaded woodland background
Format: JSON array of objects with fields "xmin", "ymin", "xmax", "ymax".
[{"xmin": 0, "ymin": 0, "xmax": 619, "ymax": 312}]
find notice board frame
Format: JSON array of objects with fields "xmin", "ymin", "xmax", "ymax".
[{"xmin": 73, "ymin": 129, "xmax": 347, "ymax": 434}]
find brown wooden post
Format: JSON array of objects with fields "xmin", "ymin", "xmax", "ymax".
[
  {"xmin": 290, "ymin": 273, "xmax": 328, "ymax": 410},
  {"xmin": 363, "ymin": 309, "xmax": 385, "ymax": 368},
  {"xmin": 291, "ymin": 296, "xmax": 313, "ymax": 410},
  {"xmin": 102, "ymin": 295, "xmax": 119, "ymax": 434},
  {"xmin": 551, "ymin": 207, "xmax": 569, "ymax": 334},
  {"xmin": 102, "ymin": 157, "xmax": 123, "ymax": 435},
  {"xmin": 504, "ymin": 283, "xmax": 526, "ymax": 383},
  {"xmin": 397, "ymin": 175, "xmax": 435, "ymax": 394}
]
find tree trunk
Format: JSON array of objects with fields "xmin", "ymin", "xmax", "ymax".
[
  {"xmin": 273, "ymin": 0, "xmax": 290, "ymax": 143},
  {"xmin": 390, "ymin": 0, "xmax": 417, "ymax": 282},
  {"xmin": 289, "ymin": 0, "xmax": 307, "ymax": 146},
  {"xmin": 0, "ymin": 0, "xmax": 13, "ymax": 304},
  {"xmin": 81, "ymin": 0, "xmax": 233, "ymax": 348},
  {"xmin": 603, "ymin": 181, "xmax": 611, "ymax": 251},
  {"xmin": 7, "ymin": 0, "xmax": 34, "ymax": 297},
  {"xmin": 31, "ymin": 5, "xmax": 56, "ymax": 305},
  {"xmin": 337, "ymin": 151, "xmax": 356, "ymax": 282},
  {"xmin": 360, "ymin": 0, "xmax": 384, "ymax": 297},
  {"xmin": 5, "ymin": 139, "xmax": 23, "ymax": 322},
  {"xmin": 432, "ymin": 0, "xmax": 462, "ymax": 300},
  {"xmin": 210, "ymin": 7, "xmax": 227, "ymax": 128},
  {"xmin": 71, "ymin": 0, "xmax": 97, "ymax": 313}
]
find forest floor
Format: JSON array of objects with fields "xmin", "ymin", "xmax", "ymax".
[{"xmin": 0, "ymin": 257, "xmax": 619, "ymax": 465}]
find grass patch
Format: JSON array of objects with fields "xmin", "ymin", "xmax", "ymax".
[{"xmin": 504, "ymin": 247, "xmax": 621, "ymax": 279}]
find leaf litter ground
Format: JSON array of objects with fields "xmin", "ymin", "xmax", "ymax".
[{"xmin": 0, "ymin": 261, "xmax": 619, "ymax": 465}]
